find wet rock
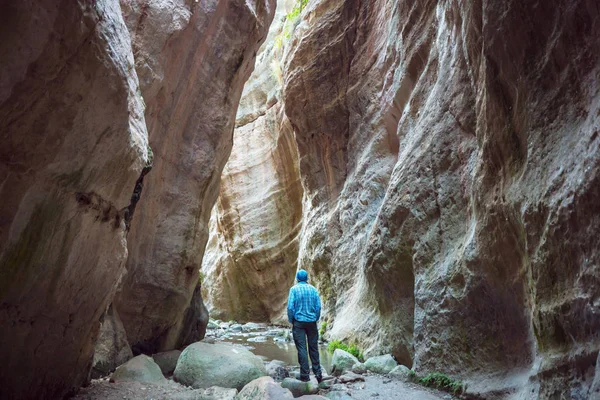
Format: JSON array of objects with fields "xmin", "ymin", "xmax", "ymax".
[
  {"xmin": 242, "ymin": 323, "xmax": 265, "ymax": 332},
  {"xmin": 174, "ymin": 342, "xmax": 267, "ymax": 391},
  {"xmin": 208, "ymin": 320, "xmax": 220, "ymax": 330},
  {"xmin": 331, "ymin": 349, "xmax": 360, "ymax": 376},
  {"xmin": 152, "ymin": 350, "xmax": 182, "ymax": 376},
  {"xmin": 92, "ymin": 304, "xmax": 133, "ymax": 379},
  {"xmin": 364, "ymin": 354, "xmax": 398, "ymax": 375},
  {"xmin": 281, "ymin": 378, "xmax": 319, "ymax": 397},
  {"xmin": 338, "ymin": 372, "xmax": 365, "ymax": 383},
  {"xmin": 388, "ymin": 365, "xmax": 411, "ymax": 382},
  {"xmin": 248, "ymin": 336, "xmax": 268, "ymax": 343},
  {"xmin": 230, "ymin": 324, "xmax": 244, "ymax": 332},
  {"xmin": 110, "ymin": 355, "xmax": 167, "ymax": 384},
  {"xmin": 266, "ymin": 360, "xmax": 290, "ymax": 381},
  {"xmin": 235, "ymin": 376, "xmax": 294, "ymax": 399}
]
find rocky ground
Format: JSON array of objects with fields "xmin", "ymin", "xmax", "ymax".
[{"xmin": 73, "ymin": 322, "xmax": 456, "ymax": 400}]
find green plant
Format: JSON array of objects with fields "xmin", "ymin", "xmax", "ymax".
[
  {"xmin": 417, "ymin": 372, "xmax": 464, "ymax": 395},
  {"xmin": 319, "ymin": 321, "xmax": 328, "ymax": 336},
  {"xmin": 197, "ymin": 271, "xmax": 205, "ymax": 286},
  {"xmin": 327, "ymin": 340, "xmax": 364, "ymax": 361}
]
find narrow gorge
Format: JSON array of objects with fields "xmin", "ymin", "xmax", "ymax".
[{"xmin": 1, "ymin": 0, "xmax": 599, "ymax": 399}]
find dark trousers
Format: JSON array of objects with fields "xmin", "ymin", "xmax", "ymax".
[{"xmin": 292, "ymin": 321, "xmax": 322, "ymax": 380}]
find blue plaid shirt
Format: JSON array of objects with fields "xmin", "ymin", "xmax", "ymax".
[{"xmin": 287, "ymin": 281, "xmax": 321, "ymax": 323}]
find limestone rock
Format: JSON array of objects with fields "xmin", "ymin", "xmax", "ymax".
[
  {"xmin": 388, "ymin": 365, "xmax": 411, "ymax": 382},
  {"xmin": 92, "ymin": 304, "xmax": 134, "ymax": 379},
  {"xmin": 331, "ymin": 349, "xmax": 360, "ymax": 376},
  {"xmin": 364, "ymin": 354, "xmax": 398, "ymax": 375},
  {"xmin": 174, "ymin": 342, "xmax": 267, "ymax": 390},
  {"xmin": 337, "ymin": 372, "xmax": 365, "ymax": 383},
  {"xmin": 0, "ymin": 0, "xmax": 149, "ymax": 398},
  {"xmin": 351, "ymin": 363, "xmax": 367, "ymax": 375},
  {"xmin": 235, "ymin": 376, "xmax": 294, "ymax": 399},
  {"xmin": 115, "ymin": 0, "xmax": 277, "ymax": 353},
  {"xmin": 325, "ymin": 393, "xmax": 353, "ymax": 400},
  {"xmin": 110, "ymin": 355, "xmax": 167, "ymax": 384},
  {"xmin": 201, "ymin": 0, "xmax": 302, "ymax": 324},
  {"xmin": 152, "ymin": 349, "xmax": 182, "ymax": 376},
  {"xmin": 280, "ymin": 0, "xmax": 600, "ymax": 397},
  {"xmin": 281, "ymin": 378, "xmax": 319, "ymax": 397},
  {"xmin": 266, "ymin": 360, "xmax": 290, "ymax": 381}
]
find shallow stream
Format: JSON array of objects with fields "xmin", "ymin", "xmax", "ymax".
[{"xmin": 206, "ymin": 322, "xmax": 333, "ymax": 372}]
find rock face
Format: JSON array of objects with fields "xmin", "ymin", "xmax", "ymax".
[
  {"xmin": 92, "ymin": 304, "xmax": 134, "ymax": 379},
  {"xmin": 202, "ymin": 0, "xmax": 302, "ymax": 324},
  {"xmin": 0, "ymin": 0, "xmax": 149, "ymax": 398},
  {"xmin": 115, "ymin": 0, "xmax": 276, "ymax": 353},
  {"xmin": 205, "ymin": 0, "xmax": 600, "ymax": 397}
]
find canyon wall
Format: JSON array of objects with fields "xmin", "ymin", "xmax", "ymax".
[
  {"xmin": 202, "ymin": 0, "xmax": 303, "ymax": 324},
  {"xmin": 0, "ymin": 0, "xmax": 150, "ymax": 398},
  {"xmin": 205, "ymin": 0, "xmax": 600, "ymax": 397},
  {"xmin": 114, "ymin": 0, "xmax": 276, "ymax": 354}
]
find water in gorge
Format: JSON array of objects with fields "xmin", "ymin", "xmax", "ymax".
[{"xmin": 205, "ymin": 322, "xmax": 333, "ymax": 371}]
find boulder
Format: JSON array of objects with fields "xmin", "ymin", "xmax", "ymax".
[
  {"xmin": 364, "ymin": 354, "xmax": 398, "ymax": 375},
  {"xmin": 92, "ymin": 304, "xmax": 133, "ymax": 378},
  {"xmin": 389, "ymin": 365, "xmax": 411, "ymax": 382},
  {"xmin": 174, "ymin": 342, "xmax": 267, "ymax": 390},
  {"xmin": 152, "ymin": 350, "xmax": 182, "ymax": 375},
  {"xmin": 338, "ymin": 372, "xmax": 365, "ymax": 383},
  {"xmin": 281, "ymin": 378, "xmax": 319, "ymax": 397},
  {"xmin": 331, "ymin": 349, "xmax": 360, "ymax": 376},
  {"xmin": 235, "ymin": 376, "xmax": 294, "ymax": 399},
  {"xmin": 350, "ymin": 363, "xmax": 367, "ymax": 375},
  {"xmin": 110, "ymin": 355, "xmax": 166, "ymax": 384},
  {"xmin": 266, "ymin": 360, "xmax": 290, "ymax": 381},
  {"xmin": 170, "ymin": 387, "xmax": 238, "ymax": 400}
]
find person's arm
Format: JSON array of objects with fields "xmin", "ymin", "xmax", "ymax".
[
  {"xmin": 287, "ymin": 288, "xmax": 295, "ymax": 324},
  {"xmin": 315, "ymin": 290, "xmax": 321, "ymax": 321}
]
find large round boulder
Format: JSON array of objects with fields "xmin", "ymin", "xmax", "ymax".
[
  {"xmin": 330, "ymin": 349, "xmax": 360, "ymax": 376},
  {"xmin": 235, "ymin": 376, "xmax": 294, "ymax": 399},
  {"xmin": 364, "ymin": 354, "xmax": 398, "ymax": 374},
  {"xmin": 110, "ymin": 355, "xmax": 167, "ymax": 384},
  {"xmin": 174, "ymin": 342, "xmax": 267, "ymax": 390}
]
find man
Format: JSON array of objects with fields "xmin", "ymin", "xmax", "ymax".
[{"xmin": 287, "ymin": 269, "xmax": 322, "ymax": 383}]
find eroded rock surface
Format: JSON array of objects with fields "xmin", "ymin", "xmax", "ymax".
[
  {"xmin": 202, "ymin": 0, "xmax": 302, "ymax": 324},
  {"xmin": 205, "ymin": 0, "xmax": 600, "ymax": 397},
  {"xmin": 115, "ymin": 0, "xmax": 276, "ymax": 353},
  {"xmin": 0, "ymin": 0, "xmax": 149, "ymax": 398}
]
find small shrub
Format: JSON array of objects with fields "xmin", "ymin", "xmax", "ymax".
[
  {"xmin": 319, "ymin": 321, "xmax": 328, "ymax": 336},
  {"xmin": 418, "ymin": 372, "xmax": 464, "ymax": 395},
  {"xmin": 197, "ymin": 271, "xmax": 205, "ymax": 286},
  {"xmin": 327, "ymin": 340, "xmax": 364, "ymax": 361}
]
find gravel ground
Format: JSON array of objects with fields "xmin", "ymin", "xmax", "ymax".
[{"xmin": 335, "ymin": 374, "xmax": 457, "ymax": 400}]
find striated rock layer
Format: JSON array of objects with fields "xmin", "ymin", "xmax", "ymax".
[
  {"xmin": 0, "ymin": 0, "xmax": 149, "ymax": 398},
  {"xmin": 115, "ymin": 0, "xmax": 276, "ymax": 354},
  {"xmin": 206, "ymin": 0, "xmax": 600, "ymax": 397},
  {"xmin": 283, "ymin": 0, "xmax": 600, "ymax": 397},
  {"xmin": 202, "ymin": 0, "xmax": 303, "ymax": 324}
]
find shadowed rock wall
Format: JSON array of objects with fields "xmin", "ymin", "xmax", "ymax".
[
  {"xmin": 0, "ymin": 0, "xmax": 149, "ymax": 398},
  {"xmin": 115, "ymin": 0, "xmax": 276, "ymax": 354}
]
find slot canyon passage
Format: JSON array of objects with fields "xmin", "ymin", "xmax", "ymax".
[{"xmin": 1, "ymin": 0, "xmax": 600, "ymax": 399}]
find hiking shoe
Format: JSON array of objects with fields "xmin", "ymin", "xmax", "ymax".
[
  {"xmin": 299, "ymin": 376, "xmax": 310, "ymax": 382},
  {"xmin": 316, "ymin": 375, "xmax": 323, "ymax": 383}
]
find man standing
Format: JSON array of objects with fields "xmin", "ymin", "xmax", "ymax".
[{"xmin": 287, "ymin": 269, "xmax": 323, "ymax": 383}]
